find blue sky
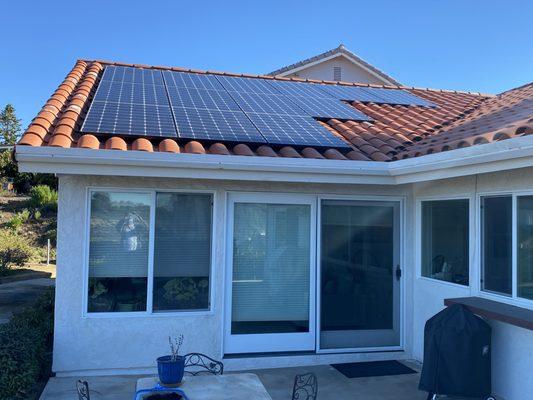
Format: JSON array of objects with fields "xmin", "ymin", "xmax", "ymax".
[{"xmin": 1, "ymin": 0, "xmax": 531, "ymax": 128}]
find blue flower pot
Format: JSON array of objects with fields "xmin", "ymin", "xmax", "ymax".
[{"xmin": 157, "ymin": 355, "xmax": 185, "ymax": 386}]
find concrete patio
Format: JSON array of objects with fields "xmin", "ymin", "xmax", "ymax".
[{"xmin": 40, "ymin": 361, "xmax": 430, "ymax": 400}]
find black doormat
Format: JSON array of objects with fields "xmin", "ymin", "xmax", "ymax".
[{"xmin": 331, "ymin": 360, "xmax": 417, "ymax": 378}]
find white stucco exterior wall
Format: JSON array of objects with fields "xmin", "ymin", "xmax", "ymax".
[
  {"xmin": 54, "ymin": 175, "xmax": 414, "ymax": 376},
  {"xmin": 54, "ymin": 169, "xmax": 533, "ymax": 399},
  {"xmin": 412, "ymin": 170, "xmax": 533, "ymax": 400},
  {"xmin": 285, "ymin": 56, "xmax": 386, "ymax": 84}
]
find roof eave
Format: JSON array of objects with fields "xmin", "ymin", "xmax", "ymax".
[{"xmin": 15, "ymin": 136, "xmax": 533, "ymax": 185}]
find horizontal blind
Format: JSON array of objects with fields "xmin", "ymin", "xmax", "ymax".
[
  {"xmin": 88, "ymin": 192, "xmax": 151, "ymax": 278},
  {"xmin": 232, "ymin": 203, "xmax": 310, "ymax": 322}
]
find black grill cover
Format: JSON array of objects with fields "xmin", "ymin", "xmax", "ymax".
[{"xmin": 419, "ymin": 304, "xmax": 492, "ymax": 397}]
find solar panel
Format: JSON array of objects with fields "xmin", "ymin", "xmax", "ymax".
[
  {"xmin": 166, "ymin": 86, "xmax": 241, "ymax": 112},
  {"xmin": 101, "ymin": 66, "xmax": 164, "ymax": 85},
  {"xmin": 267, "ymin": 80, "xmax": 334, "ymax": 98},
  {"xmin": 93, "ymin": 81, "xmax": 169, "ymax": 106},
  {"xmin": 162, "ymin": 70, "xmax": 224, "ymax": 91},
  {"xmin": 246, "ymin": 113, "xmax": 350, "ymax": 148},
  {"xmin": 365, "ymin": 88, "xmax": 435, "ymax": 106},
  {"xmin": 172, "ymin": 107, "xmax": 266, "ymax": 143},
  {"xmin": 230, "ymin": 92, "xmax": 307, "ymax": 116},
  {"xmin": 288, "ymin": 96, "xmax": 372, "ymax": 121},
  {"xmin": 216, "ymin": 75, "xmax": 280, "ymax": 95},
  {"xmin": 82, "ymin": 101, "xmax": 177, "ymax": 137},
  {"xmin": 320, "ymin": 85, "xmax": 385, "ymax": 103}
]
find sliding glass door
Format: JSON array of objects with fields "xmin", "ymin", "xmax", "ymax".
[
  {"xmin": 224, "ymin": 193, "xmax": 316, "ymax": 354},
  {"xmin": 319, "ymin": 200, "xmax": 401, "ymax": 350}
]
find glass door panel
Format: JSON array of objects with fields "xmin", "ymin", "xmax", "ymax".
[
  {"xmin": 320, "ymin": 200, "xmax": 401, "ymax": 349},
  {"xmin": 225, "ymin": 194, "xmax": 316, "ymax": 354}
]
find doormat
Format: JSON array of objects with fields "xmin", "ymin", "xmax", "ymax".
[{"xmin": 331, "ymin": 360, "xmax": 417, "ymax": 378}]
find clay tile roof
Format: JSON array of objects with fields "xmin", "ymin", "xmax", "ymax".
[{"xmin": 15, "ymin": 59, "xmax": 532, "ymax": 164}]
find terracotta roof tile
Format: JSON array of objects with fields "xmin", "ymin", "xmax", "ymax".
[{"xmin": 16, "ymin": 60, "xmax": 532, "ymax": 164}]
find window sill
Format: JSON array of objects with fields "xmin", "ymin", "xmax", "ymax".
[
  {"xmin": 417, "ymin": 275, "xmax": 469, "ymax": 289},
  {"xmin": 444, "ymin": 296, "xmax": 533, "ymax": 331}
]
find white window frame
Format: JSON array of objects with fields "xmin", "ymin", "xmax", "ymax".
[
  {"xmin": 477, "ymin": 190, "xmax": 533, "ymax": 308},
  {"xmin": 82, "ymin": 187, "xmax": 217, "ymax": 318},
  {"xmin": 416, "ymin": 195, "xmax": 474, "ymax": 289}
]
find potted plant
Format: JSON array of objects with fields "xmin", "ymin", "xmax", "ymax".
[{"xmin": 157, "ymin": 334, "xmax": 185, "ymax": 386}]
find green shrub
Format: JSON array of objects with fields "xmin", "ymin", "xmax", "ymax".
[
  {"xmin": 29, "ymin": 185, "xmax": 58, "ymax": 212},
  {"xmin": 0, "ymin": 287, "xmax": 54, "ymax": 400},
  {"xmin": 6, "ymin": 209, "xmax": 30, "ymax": 231},
  {"xmin": 33, "ymin": 210, "xmax": 42, "ymax": 220},
  {"xmin": 0, "ymin": 229, "xmax": 34, "ymax": 275}
]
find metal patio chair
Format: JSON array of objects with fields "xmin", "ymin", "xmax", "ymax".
[
  {"xmin": 76, "ymin": 380, "xmax": 90, "ymax": 400},
  {"xmin": 184, "ymin": 353, "xmax": 224, "ymax": 375},
  {"xmin": 291, "ymin": 372, "xmax": 318, "ymax": 400}
]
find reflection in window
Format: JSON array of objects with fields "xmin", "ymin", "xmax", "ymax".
[
  {"xmin": 421, "ymin": 200, "xmax": 469, "ymax": 285},
  {"xmin": 518, "ymin": 196, "xmax": 533, "ymax": 300},
  {"xmin": 153, "ymin": 193, "xmax": 212, "ymax": 311},
  {"xmin": 482, "ymin": 196, "xmax": 512, "ymax": 295},
  {"xmin": 88, "ymin": 192, "xmax": 151, "ymax": 312}
]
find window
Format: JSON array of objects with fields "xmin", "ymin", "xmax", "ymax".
[
  {"xmin": 481, "ymin": 196, "xmax": 512, "ymax": 295},
  {"xmin": 87, "ymin": 190, "xmax": 213, "ymax": 314},
  {"xmin": 153, "ymin": 193, "xmax": 212, "ymax": 312},
  {"xmin": 421, "ymin": 199, "xmax": 469, "ymax": 285}
]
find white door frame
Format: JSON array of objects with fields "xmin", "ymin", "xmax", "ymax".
[
  {"xmin": 316, "ymin": 195, "xmax": 405, "ymax": 353},
  {"xmin": 224, "ymin": 192, "xmax": 317, "ymax": 354}
]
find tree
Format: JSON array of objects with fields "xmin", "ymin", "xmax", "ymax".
[{"xmin": 0, "ymin": 104, "xmax": 22, "ymax": 145}]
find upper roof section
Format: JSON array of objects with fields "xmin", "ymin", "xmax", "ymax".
[
  {"xmin": 268, "ymin": 44, "xmax": 401, "ymax": 86},
  {"xmin": 16, "ymin": 60, "xmax": 532, "ymax": 162}
]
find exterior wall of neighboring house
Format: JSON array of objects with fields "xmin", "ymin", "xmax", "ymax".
[
  {"xmin": 412, "ymin": 168, "xmax": 533, "ymax": 400},
  {"xmin": 284, "ymin": 56, "xmax": 387, "ymax": 84},
  {"xmin": 54, "ymin": 174, "xmax": 414, "ymax": 375}
]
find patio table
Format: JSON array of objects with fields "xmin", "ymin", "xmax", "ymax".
[{"xmin": 135, "ymin": 373, "xmax": 272, "ymax": 400}]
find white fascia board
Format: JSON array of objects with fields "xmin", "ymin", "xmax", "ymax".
[
  {"xmin": 15, "ymin": 146, "xmax": 393, "ymax": 185},
  {"xmin": 15, "ymin": 135, "xmax": 533, "ymax": 186}
]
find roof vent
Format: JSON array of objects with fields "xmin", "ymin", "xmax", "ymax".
[{"xmin": 333, "ymin": 66, "xmax": 342, "ymax": 82}]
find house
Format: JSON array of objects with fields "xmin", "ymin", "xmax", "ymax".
[
  {"xmin": 268, "ymin": 44, "xmax": 400, "ymax": 85},
  {"xmin": 15, "ymin": 60, "xmax": 533, "ymax": 400}
]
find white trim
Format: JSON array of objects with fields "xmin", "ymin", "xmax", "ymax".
[
  {"xmin": 476, "ymin": 191, "xmax": 533, "ymax": 309},
  {"xmin": 82, "ymin": 186, "xmax": 217, "ymax": 318},
  {"xmin": 16, "ymin": 135, "xmax": 533, "ymax": 186},
  {"xmin": 415, "ymin": 195, "xmax": 473, "ymax": 289},
  {"xmin": 223, "ymin": 192, "xmax": 317, "ymax": 354}
]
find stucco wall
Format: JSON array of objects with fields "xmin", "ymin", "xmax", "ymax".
[
  {"xmin": 54, "ymin": 169, "xmax": 532, "ymax": 399},
  {"xmin": 412, "ymin": 169, "xmax": 533, "ymax": 400},
  {"xmin": 286, "ymin": 56, "xmax": 385, "ymax": 84},
  {"xmin": 54, "ymin": 175, "xmax": 413, "ymax": 375}
]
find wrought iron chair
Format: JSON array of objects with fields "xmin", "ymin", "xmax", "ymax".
[
  {"xmin": 291, "ymin": 373, "xmax": 318, "ymax": 400},
  {"xmin": 76, "ymin": 380, "xmax": 90, "ymax": 400},
  {"xmin": 184, "ymin": 353, "xmax": 224, "ymax": 375}
]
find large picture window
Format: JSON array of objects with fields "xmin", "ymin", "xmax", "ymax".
[
  {"xmin": 421, "ymin": 199, "xmax": 469, "ymax": 286},
  {"xmin": 87, "ymin": 190, "xmax": 213, "ymax": 314}
]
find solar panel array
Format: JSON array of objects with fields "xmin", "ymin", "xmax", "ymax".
[{"xmin": 82, "ymin": 65, "xmax": 435, "ymax": 149}]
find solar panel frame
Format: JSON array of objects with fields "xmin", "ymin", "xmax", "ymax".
[
  {"xmin": 172, "ymin": 107, "xmax": 266, "ymax": 144},
  {"xmin": 246, "ymin": 113, "xmax": 350, "ymax": 148},
  {"xmin": 365, "ymin": 87, "xmax": 436, "ymax": 106},
  {"xmin": 101, "ymin": 66, "xmax": 164, "ymax": 85}
]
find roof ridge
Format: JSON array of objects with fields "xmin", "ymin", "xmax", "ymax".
[{"xmin": 78, "ymin": 58, "xmax": 492, "ymax": 97}]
